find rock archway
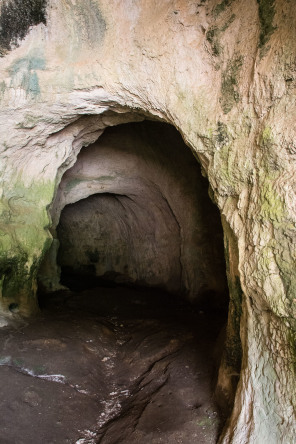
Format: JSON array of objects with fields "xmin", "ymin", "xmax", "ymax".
[
  {"xmin": 40, "ymin": 120, "xmax": 227, "ymax": 304},
  {"xmin": 0, "ymin": 0, "xmax": 295, "ymax": 442}
]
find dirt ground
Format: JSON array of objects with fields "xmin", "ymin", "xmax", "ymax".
[{"xmin": 0, "ymin": 285, "xmax": 226, "ymax": 443}]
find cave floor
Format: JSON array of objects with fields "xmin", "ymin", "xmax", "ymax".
[{"xmin": 0, "ymin": 286, "xmax": 226, "ymax": 444}]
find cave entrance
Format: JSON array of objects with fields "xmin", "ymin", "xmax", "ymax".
[
  {"xmin": 37, "ymin": 120, "xmax": 230, "ymax": 442},
  {"xmin": 52, "ymin": 120, "xmax": 228, "ymax": 303}
]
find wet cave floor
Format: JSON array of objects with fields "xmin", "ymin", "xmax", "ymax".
[{"xmin": 0, "ymin": 285, "xmax": 227, "ymax": 444}]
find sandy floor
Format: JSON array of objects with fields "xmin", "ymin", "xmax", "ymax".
[{"xmin": 0, "ymin": 286, "xmax": 226, "ymax": 443}]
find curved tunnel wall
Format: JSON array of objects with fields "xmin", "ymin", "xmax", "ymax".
[
  {"xmin": 42, "ymin": 120, "xmax": 228, "ymax": 305},
  {"xmin": 58, "ymin": 192, "xmax": 181, "ymax": 290}
]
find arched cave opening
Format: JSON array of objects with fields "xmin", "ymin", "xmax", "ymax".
[{"xmin": 37, "ymin": 119, "xmax": 234, "ymax": 443}]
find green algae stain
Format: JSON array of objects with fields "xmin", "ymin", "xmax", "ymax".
[
  {"xmin": 10, "ymin": 54, "xmax": 45, "ymax": 74},
  {"xmin": 215, "ymin": 121, "xmax": 229, "ymax": 147},
  {"xmin": 27, "ymin": 71, "xmax": 40, "ymax": 96},
  {"xmin": 261, "ymin": 126, "xmax": 273, "ymax": 146},
  {"xmin": 257, "ymin": 0, "xmax": 276, "ymax": 48},
  {"xmin": 221, "ymin": 14, "xmax": 235, "ymax": 32},
  {"xmin": 206, "ymin": 27, "xmax": 222, "ymax": 56},
  {"xmin": 0, "ymin": 80, "xmax": 6, "ymax": 98},
  {"xmin": 260, "ymin": 179, "xmax": 285, "ymax": 223},
  {"xmin": 220, "ymin": 56, "xmax": 243, "ymax": 114},
  {"xmin": 0, "ymin": 180, "xmax": 54, "ymax": 316},
  {"xmin": 258, "ymin": 127, "xmax": 286, "ymax": 223},
  {"xmin": 8, "ymin": 51, "xmax": 45, "ymax": 98},
  {"xmin": 0, "ymin": 178, "xmax": 55, "ymax": 308},
  {"xmin": 213, "ymin": 0, "xmax": 234, "ymax": 17},
  {"xmin": 206, "ymin": 15, "xmax": 235, "ymax": 58}
]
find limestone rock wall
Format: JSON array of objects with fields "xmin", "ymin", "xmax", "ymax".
[{"xmin": 0, "ymin": 0, "xmax": 295, "ymax": 443}]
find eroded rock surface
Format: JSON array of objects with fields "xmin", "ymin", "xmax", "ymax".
[{"xmin": 0, "ymin": 0, "xmax": 295, "ymax": 443}]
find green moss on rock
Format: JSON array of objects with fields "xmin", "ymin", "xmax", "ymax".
[
  {"xmin": 206, "ymin": 15, "xmax": 235, "ymax": 58},
  {"xmin": 259, "ymin": 178, "xmax": 285, "ymax": 223},
  {"xmin": 0, "ymin": 178, "xmax": 55, "ymax": 315},
  {"xmin": 215, "ymin": 121, "xmax": 229, "ymax": 147},
  {"xmin": 213, "ymin": 0, "xmax": 234, "ymax": 18},
  {"xmin": 206, "ymin": 27, "xmax": 222, "ymax": 56},
  {"xmin": 221, "ymin": 14, "xmax": 235, "ymax": 32},
  {"xmin": 257, "ymin": 128, "xmax": 286, "ymax": 224},
  {"xmin": 220, "ymin": 56, "xmax": 243, "ymax": 114},
  {"xmin": 0, "ymin": 80, "xmax": 6, "ymax": 99},
  {"xmin": 257, "ymin": 0, "xmax": 276, "ymax": 48},
  {"xmin": 9, "ymin": 50, "xmax": 45, "ymax": 98}
]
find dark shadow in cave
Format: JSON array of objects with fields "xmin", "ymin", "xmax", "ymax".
[
  {"xmin": 53, "ymin": 120, "xmax": 229, "ymax": 310},
  {"xmin": 36, "ymin": 120, "xmax": 232, "ymax": 443}
]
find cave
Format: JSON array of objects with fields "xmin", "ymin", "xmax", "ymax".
[
  {"xmin": 53, "ymin": 120, "xmax": 228, "ymax": 300},
  {"xmin": 36, "ymin": 119, "xmax": 231, "ymax": 442},
  {"xmin": 0, "ymin": 118, "xmax": 235, "ymax": 443},
  {"xmin": 0, "ymin": 1, "xmax": 296, "ymax": 443}
]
